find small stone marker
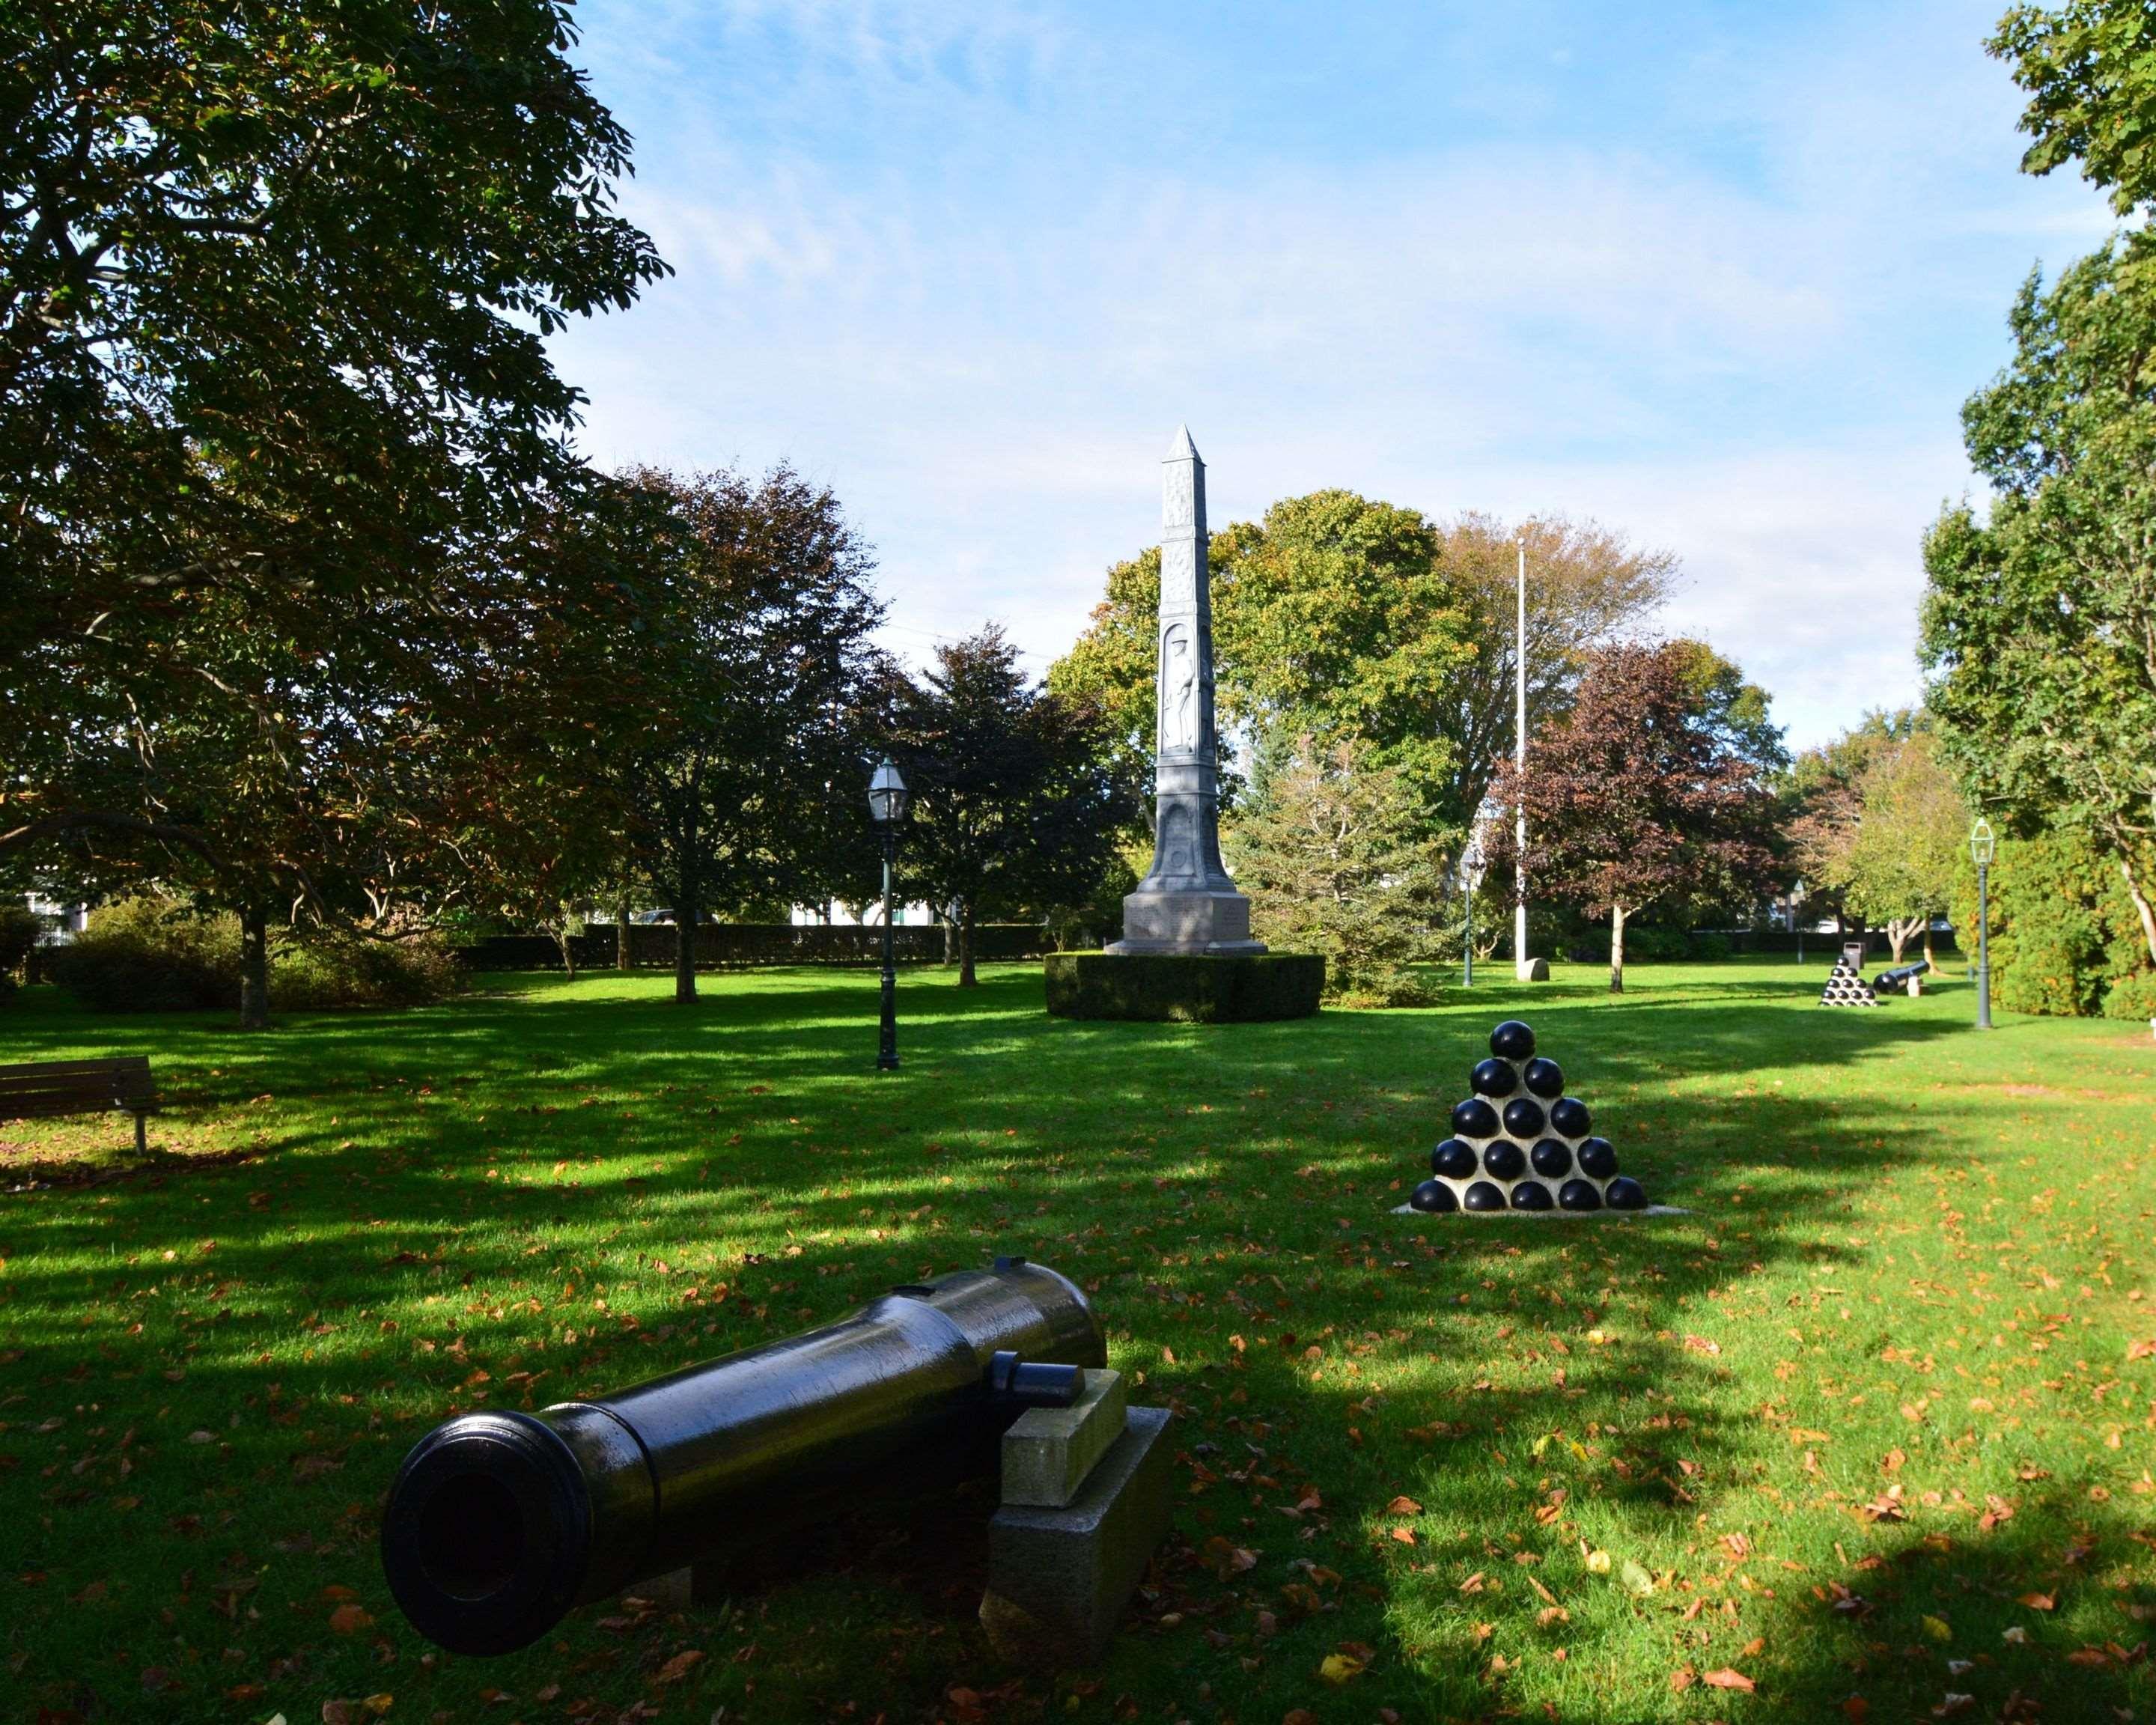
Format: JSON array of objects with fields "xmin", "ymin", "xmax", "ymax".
[
  {"xmin": 1001, "ymin": 1368, "xmax": 1128, "ymax": 1507},
  {"xmin": 981, "ymin": 1401, "xmax": 1173, "ymax": 1666}
]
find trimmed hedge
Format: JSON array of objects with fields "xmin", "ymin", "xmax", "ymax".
[
  {"xmin": 457, "ymin": 922, "xmax": 1055, "ymax": 971},
  {"xmin": 1044, "ymin": 952, "xmax": 1324, "ymax": 1023}
]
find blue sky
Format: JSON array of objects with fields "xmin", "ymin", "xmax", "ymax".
[{"xmin": 549, "ymin": 0, "xmax": 2114, "ymax": 749}]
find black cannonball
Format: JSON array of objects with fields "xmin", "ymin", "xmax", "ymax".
[
  {"xmin": 1470, "ymin": 1057, "xmax": 1519, "ymax": 1098},
  {"xmin": 1604, "ymin": 1175, "xmax": 1648, "ymax": 1211},
  {"xmin": 1510, "ymin": 1180, "xmax": 1554, "ymax": 1211},
  {"xmin": 1577, "ymin": 1137, "xmax": 1618, "ymax": 1178},
  {"xmin": 1502, "ymin": 1096, "xmax": 1547, "ymax": 1140},
  {"xmin": 1558, "ymin": 1178, "xmax": 1604, "ymax": 1212},
  {"xmin": 1462, "ymin": 1180, "xmax": 1507, "ymax": 1212},
  {"xmin": 1522, "ymin": 1056, "xmax": 1565, "ymax": 1098},
  {"xmin": 1410, "ymin": 1178, "xmax": 1458, "ymax": 1214},
  {"xmin": 1549, "ymin": 1096, "xmax": 1593, "ymax": 1137},
  {"xmin": 1451, "ymin": 1097, "xmax": 1502, "ymax": 1140},
  {"xmin": 1431, "ymin": 1138, "xmax": 1478, "ymax": 1180},
  {"xmin": 1482, "ymin": 1139, "xmax": 1526, "ymax": 1180},
  {"xmin": 1530, "ymin": 1137, "xmax": 1573, "ymax": 1178},
  {"xmin": 1489, "ymin": 1019, "xmax": 1536, "ymax": 1060}
]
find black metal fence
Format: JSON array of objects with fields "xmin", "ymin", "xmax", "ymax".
[{"xmin": 456, "ymin": 922, "xmax": 1056, "ymax": 972}]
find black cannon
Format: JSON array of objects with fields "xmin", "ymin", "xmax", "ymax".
[
  {"xmin": 381, "ymin": 1258, "xmax": 1104, "ymax": 1656},
  {"xmin": 1872, "ymin": 959, "xmax": 1931, "ymax": 995}
]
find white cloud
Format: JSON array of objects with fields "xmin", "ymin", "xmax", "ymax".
[{"xmin": 551, "ymin": 0, "xmax": 2113, "ymax": 752}]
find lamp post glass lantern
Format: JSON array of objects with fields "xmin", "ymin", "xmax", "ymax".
[
  {"xmin": 1970, "ymin": 818, "xmax": 1995, "ymax": 1031},
  {"xmin": 868, "ymin": 758, "xmax": 911, "ymax": 1070}
]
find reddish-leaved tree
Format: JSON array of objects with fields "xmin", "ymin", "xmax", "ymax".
[{"xmin": 1489, "ymin": 642, "xmax": 1777, "ymax": 992}]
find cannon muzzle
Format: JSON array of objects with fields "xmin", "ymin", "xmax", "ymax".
[{"xmin": 380, "ymin": 1258, "xmax": 1103, "ymax": 1655}]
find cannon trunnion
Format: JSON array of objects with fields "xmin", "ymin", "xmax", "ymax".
[{"xmin": 381, "ymin": 1259, "xmax": 1106, "ymax": 1656}]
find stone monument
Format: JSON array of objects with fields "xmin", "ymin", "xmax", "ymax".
[{"xmin": 1106, "ymin": 427, "xmax": 1266, "ymax": 957}]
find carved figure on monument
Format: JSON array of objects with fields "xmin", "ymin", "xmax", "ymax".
[
  {"xmin": 1160, "ymin": 625, "xmax": 1196, "ymax": 753},
  {"xmin": 1105, "ymin": 428, "xmax": 1264, "ymax": 956}
]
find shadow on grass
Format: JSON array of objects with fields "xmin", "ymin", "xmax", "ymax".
[{"xmin": 0, "ymin": 967, "xmax": 2145, "ymax": 1723}]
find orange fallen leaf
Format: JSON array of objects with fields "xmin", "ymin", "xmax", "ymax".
[
  {"xmin": 1670, "ymin": 1667, "xmax": 1698, "ymax": 1692},
  {"xmin": 2018, "ymin": 1592, "xmax": 2055, "ymax": 1611},
  {"xmin": 1390, "ymin": 1527, "xmax": 1416, "ymax": 1545},
  {"xmin": 652, "ymin": 1650, "xmax": 704, "ymax": 1685},
  {"xmin": 1702, "ymin": 1667, "xmax": 1756, "ymax": 1693},
  {"xmin": 328, "ymin": 1604, "xmax": 374, "ymax": 1634},
  {"xmin": 1385, "ymin": 1496, "xmax": 1422, "ymax": 1515},
  {"xmin": 1841, "ymin": 1698, "xmax": 1869, "ymax": 1723}
]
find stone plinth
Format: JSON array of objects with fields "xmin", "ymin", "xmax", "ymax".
[
  {"xmin": 1109, "ymin": 889, "xmax": 1263, "ymax": 955},
  {"xmin": 1001, "ymin": 1369, "xmax": 1128, "ymax": 1508},
  {"xmin": 980, "ymin": 1405, "xmax": 1173, "ymax": 1667}
]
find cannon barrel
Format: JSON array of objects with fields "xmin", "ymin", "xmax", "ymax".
[
  {"xmin": 1873, "ymin": 959, "xmax": 1932, "ymax": 990},
  {"xmin": 380, "ymin": 1259, "xmax": 1104, "ymax": 1656}
]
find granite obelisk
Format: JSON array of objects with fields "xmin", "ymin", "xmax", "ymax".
[{"xmin": 1107, "ymin": 428, "xmax": 1265, "ymax": 956}]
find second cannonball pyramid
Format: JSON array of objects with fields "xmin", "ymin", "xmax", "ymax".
[
  {"xmin": 1408, "ymin": 1020, "xmax": 1647, "ymax": 1216},
  {"xmin": 1818, "ymin": 957, "xmax": 1880, "ymax": 1007}
]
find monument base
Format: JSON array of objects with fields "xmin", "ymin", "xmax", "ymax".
[
  {"xmin": 1106, "ymin": 888, "xmax": 1264, "ymax": 956},
  {"xmin": 1515, "ymin": 957, "xmax": 1550, "ymax": 982},
  {"xmin": 1045, "ymin": 952, "xmax": 1323, "ymax": 1022}
]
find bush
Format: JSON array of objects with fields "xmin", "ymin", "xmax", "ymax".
[
  {"xmin": 46, "ymin": 898, "xmax": 239, "ymax": 1011},
  {"xmin": 0, "ymin": 903, "xmax": 38, "ymax": 1000},
  {"xmin": 1562, "ymin": 924, "xmax": 1689, "ymax": 964},
  {"xmin": 1950, "ymin": 828, "xmax": 2156, "ymax": 1018},
  {"xmin": 1687, "ymin": 931, "xmax": 1732, "ymax": 961},
  {"xmin": 47, "ymin": 898, "xmax": 463, "ymax": 1014},
  {"xmin": 1044, "ymin": 952, "xmax": 1324, "ymax": 1022}
]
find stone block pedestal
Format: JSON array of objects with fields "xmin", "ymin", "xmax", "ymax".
[
  {"xmin": 979, "ymin": 1404, "xmax": 1173, "ymax": 1667},
  {"xmin": 1107, "ymin": 889, "xmax": 1264, "ymax": 955}
]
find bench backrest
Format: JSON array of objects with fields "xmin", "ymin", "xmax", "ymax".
[{"xmin": 0, "ymin": 1056, "xmax": 156, "ymax": 1120}]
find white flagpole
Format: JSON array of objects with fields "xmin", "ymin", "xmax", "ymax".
[{"xmin": 1514, "ymin": 537, "xmax": 1531, "ymax": 979}]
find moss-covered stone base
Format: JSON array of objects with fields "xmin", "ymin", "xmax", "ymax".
[{"xmin": 1044, "ymin": 952, "xmax": 1324, "ymax": 1023}]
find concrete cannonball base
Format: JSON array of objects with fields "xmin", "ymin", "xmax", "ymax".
[{"xmin": 1044, "ymin": 952, "xmax": 1324, "ymax": 1022}]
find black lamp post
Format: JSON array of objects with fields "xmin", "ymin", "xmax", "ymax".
[
  {"xmin": 868, "ymin": 758, "xmax": 910, "ymax": 1071},
  {"xmin": 1970, "ymin": 817, "xmax": 1995, "ymax": 1031}
]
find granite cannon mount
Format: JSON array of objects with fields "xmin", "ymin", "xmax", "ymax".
[{"xmin": 380, "ymin": 1259, "xmax": 1169, "ymax": 1662}]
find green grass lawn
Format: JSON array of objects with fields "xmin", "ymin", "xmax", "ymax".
[{"xmin": 1, "ymin": 959, "xmax": 2152, "ymax": 1725}]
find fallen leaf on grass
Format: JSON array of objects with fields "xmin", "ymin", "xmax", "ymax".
[
  {"xmin": 1670, "ymin": 1667, "xmax": 1697, "ymax": 1693},
  {"xmin": 1585, "ymin": 1551, "xmax": 1612, "ymax": 1575},
  {"xmin": 1841, "ymin": 1699, "xmax": 1869, "ymax": 1723},
  {"xmin": 1683, "ymin": 1334, "xmax": 1721, "ymax": 1356},
  {"xmin": 328, "ymin": 1604, "xmax": 374, "ymax": 1634},
  {"xmin": 2127, "ymin": 1338, "xmax": 2155, "ymax": 1360},
  {"xmin": 1922, "ymin": 1616, "xmax": 1952, "ymax": 1643},
  {"xmin": 1318, "ymin": 1653, "xmax": 1364, "ymax": 1684},
  {"xmin": 1619, "ymin": 1559, "xmax": 1654, "ymax": 1597},
  {"xmin": 1702, "ymin": 1667, "xmax": 1756, "ymax": 1693},
  {"xmin": 2018, "ymin": 1592, "xmax": 2054, "ymax": 1610},
  {"xmin": 1385, "ymin": 1496, "xmax": 1422, "ymax": 1515},
  {"xmin": 652, "ymin": 1651, "xmax": 703, "ymax": 1685},
  {"xmin": 1389, "ymin": 1527, "xmax": 1416, "ymax": 1545}
]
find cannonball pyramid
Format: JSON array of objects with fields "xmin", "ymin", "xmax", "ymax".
[
  {"xmin": 1818, "ymin": 957, "xmax": 1880, "ymax": 1007},
  {"xmin": 1410, "ymin": 1019, "xmax": 1647, "ymax": 1215}
]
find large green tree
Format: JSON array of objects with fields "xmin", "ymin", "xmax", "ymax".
[
  {"xmin": 618, "ymin": 466, "xmax": 889, "ymax": 1004},
  {"xmin": 1803, "ymin": 722, "xmax": 1970, "ymax": 966},
  {"xmin": 1919, "ymin": 249, "xmax": 2156, "ymax": 973},
  {"xmin": 900, "ymin": 625, "xmax": 1138, "ymax": 986},
  {"xmin": 1, "ymin": 0, "xmax": 667, "ymax": 1020}
]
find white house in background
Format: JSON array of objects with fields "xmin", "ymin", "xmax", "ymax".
[
  {"xmin": 791, "ymin": 899, "xmax": 935, "ymax": 927},
  {"xmin": 25, "ymin": 894, "xmax": 85, "ymax": 937}
]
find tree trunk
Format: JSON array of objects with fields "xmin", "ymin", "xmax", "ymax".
[
  {"xmin": 674, "ymin": 793, "xmax": 700, "ymax": 1004},
  {"xmin": 556, "ymin": 922, "xmax": 577, "ymax": 981},
  {"xmin": 616, "ymin": 893, "xmax": 632, "ymax": 971},
  {"xmin": 2120, "ymin": 854, "xmax": 2156, "ymax": 970},
  {"xmin": 239, "ymin": 904, "xmax": 270, "ymax": 1030},
  {"xmin": 1886, "ymin": 919, "xmax": 1910, "ymax": 964},
  {"xmin": 942, "ymin": 904, "xmax": 957, "ymax": 966},
  {"xmin": 959, "ymin": 900, "xmax": 978, "ymax": 988},
  {"xmin": 1608, "ymin": 904, "xmax": 1627, "ymax": 994},
  {"xmin": 1922, "ymin": 923, "xmax": 1934, "ymax": 970}
]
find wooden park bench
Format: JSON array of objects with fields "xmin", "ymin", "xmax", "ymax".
[{"xmin": 0, "ymin": 1056, "xmax": 157, "ymax": 1153}]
